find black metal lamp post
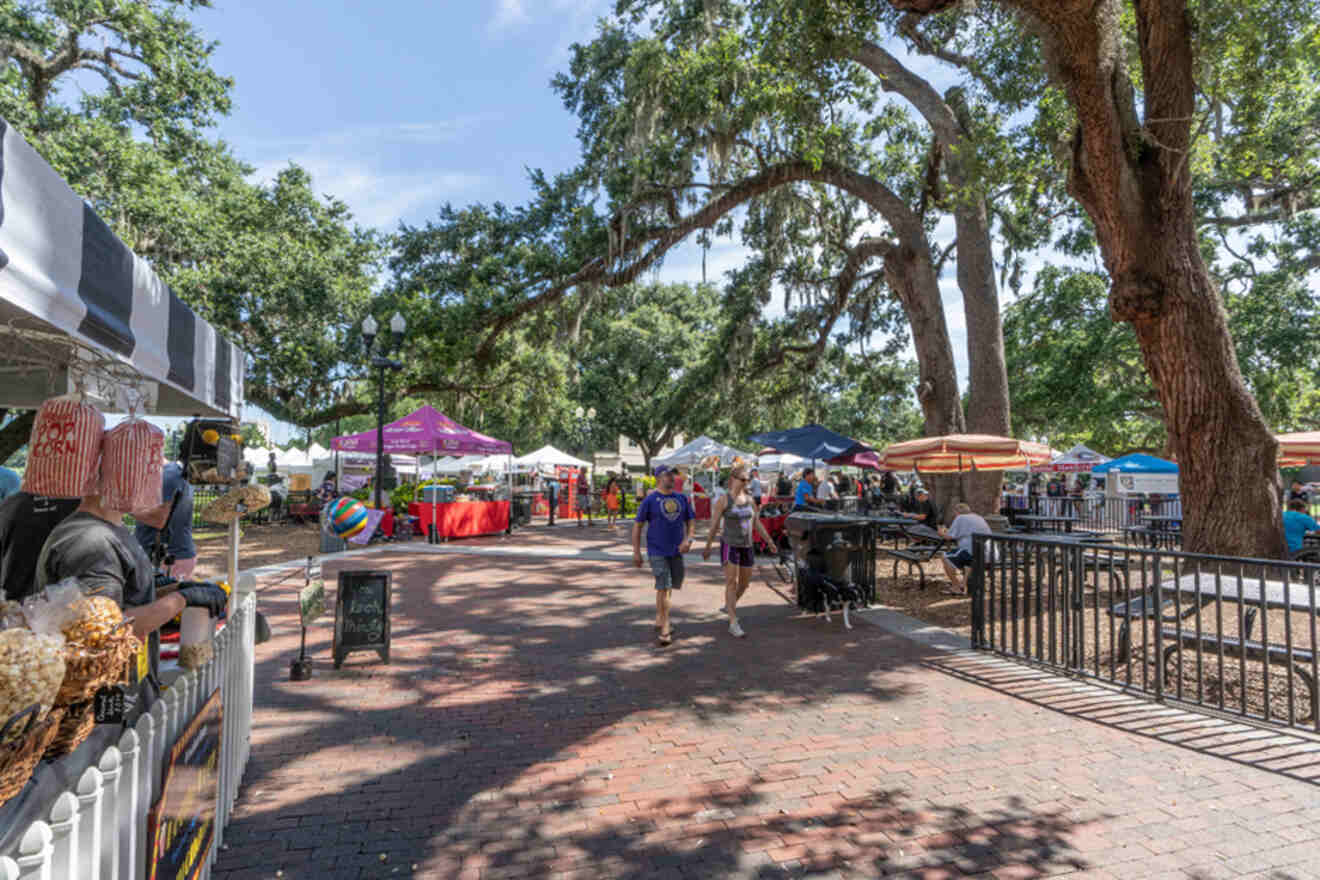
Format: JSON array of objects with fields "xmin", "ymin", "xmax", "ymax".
[
  {"xmin": 573, "ymin": 405, "xmax": 597, "ymax": 465},
  {"xmin": 361, "ymin": 312, "xmax": 407, "ymax": 510}
]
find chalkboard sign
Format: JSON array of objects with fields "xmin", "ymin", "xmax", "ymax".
[
  {"xmin": 214, "ymin": 436, "xmax": 239, "ymax": 481},
  {"xmin": 146, "ymin": 688, "xmax": 222, "ymax": 880},
  {"xmin": 333, "ymin": 570, "xmax": 391, "ymax": 668}
]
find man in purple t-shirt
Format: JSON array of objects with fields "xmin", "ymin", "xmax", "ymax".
[{"xmin": 632, "ymin": 465, "xmax": 694, "ymax": 646}]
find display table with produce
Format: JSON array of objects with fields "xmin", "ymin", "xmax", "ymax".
[{"xmin": 410, "ymin": 499, "xmax": 510, "ymax": 539}]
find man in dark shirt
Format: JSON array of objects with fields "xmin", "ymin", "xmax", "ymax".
[
  {"xmin": 134, "ymin": 462, "xmax": 197, "ymax": 579},
  {"xmin": 0, "ymin": 492, "xmax": 80, "ymax": 600},
  {"xmin": 902, "ymin": 488, "xmax": 939, "ymax": 527},
  {"xmin": 1289, "ymin": 480, "xmax": 1310, "ymax": 506}
]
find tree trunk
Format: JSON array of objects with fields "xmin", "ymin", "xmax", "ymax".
[
  {"xmin": 944, "ymin": 95, "xmax": 1012, "ymax": 519},
  {"xmin": 991, "ymin": 0, "xmax": 1285, "ymax": 557},
  {"xmin": 882, "ymin": 239, "xmax": 965, "ymax": 519},
  {"xmin": 0, "ymin": 410, "xmax": 35, "ymax": 467}
]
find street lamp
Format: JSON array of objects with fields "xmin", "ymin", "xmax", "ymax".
[
  {"xmin": 573, "ymin": 406, "xmax": 597, "ymax": 462},
  {"xmin": 362, "ymin": 311, "xmax": 407, "ymax": 510}
]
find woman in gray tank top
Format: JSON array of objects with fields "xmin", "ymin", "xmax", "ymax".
[{"xmin": 702, "ymin": 465, "xmax": 778, "ymax": 638}]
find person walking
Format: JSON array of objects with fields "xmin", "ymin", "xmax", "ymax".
[
  {"xmin": 576, "ymin": 468, "xmax": 593, "ymax": 527},
  {"xmin": 703, "ymin": 466, "xmax": 777, "ymax": 638},
  {"xmin": 544, "ymin": 473, "xmax": 558, "ymax": 526},
  {"xmin": 632, "ymin": 465, "xmax": 694, "ymax": 646},
  {"xmin": 603, "ymin": 473, "xmax": 622, "ymax": 527},
  {"xmin": 748, "ymin": 468, "xmax": 764, "ymax": 508}
]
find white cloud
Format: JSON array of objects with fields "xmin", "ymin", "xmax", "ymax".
[{"xmin": 488, "ymin": 0, "xmax": 531, "ymax": 34}]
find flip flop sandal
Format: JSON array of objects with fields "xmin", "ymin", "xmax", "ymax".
[
  {"xmin": 655, "ymin": 624, "xmax": 680, "ymax": 636},
  {"xmin": 657, "ymin": 632, "xmax": 673, "ymax": 646}
]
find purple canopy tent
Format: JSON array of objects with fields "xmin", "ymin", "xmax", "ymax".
[
  {"xmin": 331, "ymin": 404, "xmax": 511, "ymax": 456},
  {"xmin": 331, "ymin": 405, "xmax": 513, "ymax": 538}
]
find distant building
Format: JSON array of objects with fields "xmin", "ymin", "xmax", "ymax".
[{"xmin": 592, "ymin": 435, "xmax": 684, "ymax": 473}]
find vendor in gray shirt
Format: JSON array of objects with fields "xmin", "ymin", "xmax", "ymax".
[
  {"xmin": 939, "ymin": 503, "xmax": 991, "ymax": 596},
  {"xmin": 37, "ymin": 493, "xmax": 228, "ymax": 668}
]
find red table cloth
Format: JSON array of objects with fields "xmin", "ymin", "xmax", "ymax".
[{"xmin": 410, "ymin": 501, "xmax": 509, "ymax": 539}]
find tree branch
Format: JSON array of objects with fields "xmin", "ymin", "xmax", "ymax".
[
  {"xmin": 850, "ymin": 40, "xmax": 962, "ymax": 146},
  {"xmin": 473, "ymin": 159, "xmax": 920, "ymax": 363}
]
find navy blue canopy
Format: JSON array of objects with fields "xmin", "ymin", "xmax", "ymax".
[{"xmin": 749, "ymin": 424, "xmax": 877, "ymax": 466}]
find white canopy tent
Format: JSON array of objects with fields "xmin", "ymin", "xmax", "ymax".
[
  {"xmin": 652, "ymin": 435, "xmax": 751, "ymax": 468},
  {"xmin": 1043, "ymin": 444, "xmax": 1111, "ymax": 473},
  {"xmin": 755, "ymin": 452, "xmax": 809, "ymax": 474},
  {"xmin": 512, "ymin": 445, "xmax": 591, "ymax": 473}
]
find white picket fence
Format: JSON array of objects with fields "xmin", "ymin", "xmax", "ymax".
[{"xmin": 0, "ymin": 589, "xmax": 256, "ymax": 880}]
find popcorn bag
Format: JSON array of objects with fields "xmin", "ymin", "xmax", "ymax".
[
  {"xmin": 99, "ymin": 419, "xmax": 165, "ymax": 513},
  {"xmin": 21, "ymin": 396, "xmax": 105, "ymax": 498}
]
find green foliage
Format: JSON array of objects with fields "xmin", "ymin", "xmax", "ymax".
[{"xmin": 1005, "ymin": 265, "xmax": 1320, "ymax": 452}]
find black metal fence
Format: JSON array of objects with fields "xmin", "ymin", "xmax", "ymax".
[{"xmin": 969, "ymin": 534, "xmax": 1320, "ymax": 732}]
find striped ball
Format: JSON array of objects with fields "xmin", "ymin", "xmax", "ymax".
[{"xmin": 327, "ymin": 497, "xmax": 369, "ymax": 538}]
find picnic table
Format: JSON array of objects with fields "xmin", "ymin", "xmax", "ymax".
[
  {"xmin": 1119, "ymin": 570, "xmax": 1320, "ymax": 719},
  {"xmin": 1014, "ymin": 513, "xmax": 1079, "ymax": 533}
]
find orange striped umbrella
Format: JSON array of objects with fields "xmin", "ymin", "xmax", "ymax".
[
  {"xmin": 1277, "ymin": 431, "xmax": 1320, "ymax": 467},
  {"xmin": 880, "ymin": 434, "xmax": 1059, "ymax": 473}
]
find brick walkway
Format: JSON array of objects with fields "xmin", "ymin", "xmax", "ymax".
[{"xmin": 213, "ymin": 533, "xmax": 1320, "ymax": 880}]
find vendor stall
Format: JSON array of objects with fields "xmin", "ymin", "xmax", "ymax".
[
  {"xmin": 332, "ymin": 405, "xmax": 513, "ymax": 540},
  {"xmin": 0, "ymin": 118, "xmax": 254, "ymax": 877}
]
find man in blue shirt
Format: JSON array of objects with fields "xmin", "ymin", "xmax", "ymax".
[
  {"xmin": 0, "ymin": 466, "xmax": 19, "ymax": 501},
  {"xmin": 134, "ymin": 462, "xmax": 197, "ymax": 578},
  {"xmin": 1283, "ymin": 498, "xmax": 1319, "ymax": 555},
  {"xmin": 793, "ymin": 468, "xmax": 821, "ymax": 511},
  {"xmin": 632, "ymin": 465, "xmax": 694, "ymax": 646}
]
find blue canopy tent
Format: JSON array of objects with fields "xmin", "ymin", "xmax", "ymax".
[
  {"xmin": 748, "ymin": 424, "xmax": 879, "ymax": 468},
  {"xmin": 1091, "ymin": 453, "xmax": 1178, "ymax": 474}
]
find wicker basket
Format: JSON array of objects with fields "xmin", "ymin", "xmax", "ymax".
[
  {"xmin": 0, "ymin": 705, "xmax": 63, "ymax": 805},
  {"xmin": 55, "ymin": 631, "xmax": 138, "ymax": 704},
  {"xmin": 44, "ymin": 701, "xmax": 93, "ymax": 760}
]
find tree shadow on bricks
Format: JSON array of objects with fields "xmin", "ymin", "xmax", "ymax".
[
  {"xmin": 398, "ymin": 782, "xmax": 1101, "ymax": 879},
  {"xmin": 214, "ymin": 550, "xmax": 936, "ymax": 877},
  {"xmin": 927, "ymin": 650, "xmax": 1320, "ymax": 787}
]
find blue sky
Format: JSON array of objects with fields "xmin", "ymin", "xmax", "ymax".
[{"xmin": 177, "ymin": 1, "xmax": 1012, "ymax": 444}]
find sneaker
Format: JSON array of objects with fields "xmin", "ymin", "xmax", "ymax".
[{"xmin": 729, "ymin": 620, "xmax": 746, "ymax": 638}]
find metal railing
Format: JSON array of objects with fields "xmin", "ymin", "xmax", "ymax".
[
  {"xmin": 0, "ymin": 591, "xmax": 256, "ymax": 879},
  {"xmin": 969, "ymin": 534, "xmax": 1320, "ymax": 732},
  {"xmin": 1003, "ymin": 495, "xmax": 1183, "ymax": 535}
]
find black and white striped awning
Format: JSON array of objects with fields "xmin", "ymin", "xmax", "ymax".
[{"xmin": 0, "ymin": 118, "xmax": 244, "ymax": 419}]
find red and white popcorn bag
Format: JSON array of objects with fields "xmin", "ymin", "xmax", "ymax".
[
  {"xmin": 21, "ymin": 396, "xmax": 105, "ymax": 498},
  {"xmin": 99, "ymin": 419, "xmax": 165, "ymax": 513}
]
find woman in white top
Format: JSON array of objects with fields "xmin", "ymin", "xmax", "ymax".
[{"xmin": 702, "ymin": 465, "xmax": 778, "ymax": 637}]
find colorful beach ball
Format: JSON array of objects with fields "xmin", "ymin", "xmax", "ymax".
[{"xmin": 327, "ymin": 497, "xmax": 369, "ymax": 538}]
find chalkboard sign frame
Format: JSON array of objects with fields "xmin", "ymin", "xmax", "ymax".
[
  {"xmin": 332, "ymin": 570, "xmax": 391, "ymax": 668},
  {"xmin": 146, "ymin": 688, "xmax": 222, "ymax": 880}
]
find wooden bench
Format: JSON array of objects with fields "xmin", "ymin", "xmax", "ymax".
[{"xmin": 1161, "ymin": 628, "xmax": 1317, "ymax": 722}]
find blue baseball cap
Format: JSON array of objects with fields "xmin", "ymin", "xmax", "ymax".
[{"xmin": 653, "ymin": 465, "xmax": 675, "ymax": 478}]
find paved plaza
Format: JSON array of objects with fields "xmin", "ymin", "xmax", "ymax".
[{"xmin": 213, "ymin": 529, "xmax": 1320, "ymax": 879}]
